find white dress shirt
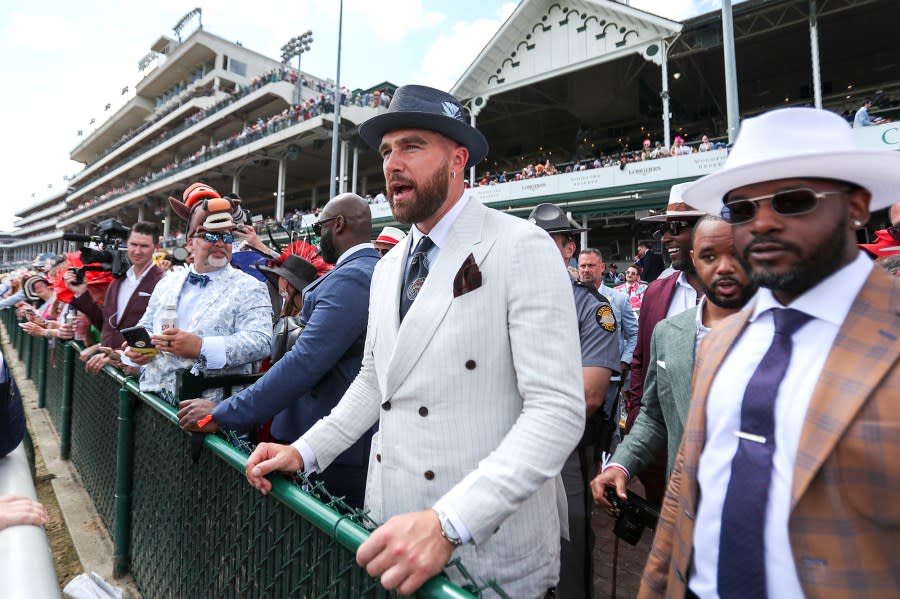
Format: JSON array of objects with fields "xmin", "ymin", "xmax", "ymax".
[
  {"xmin": 114, "ymin": 264, "xmax": 153, "ymax": 326},
  {"xmin": 666, "ymin": 271, "xmax": 699, "ymax": 318},
  {"xmin": 689, "ymin": 251, "xmax": 873, "ymax": 599},
  {"xmin": 694, "ymin": 296, "xmax": 712, "ymax": 355}
]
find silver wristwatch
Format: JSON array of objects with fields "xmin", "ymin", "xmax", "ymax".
[{"xmin": 434, "ymin": 509, "xmax": 462, "ymax": 546}]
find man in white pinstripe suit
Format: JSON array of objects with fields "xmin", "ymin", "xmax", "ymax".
[{"xmin": 245, "ymin": 85, "xmax": 585, "ymax": 598}]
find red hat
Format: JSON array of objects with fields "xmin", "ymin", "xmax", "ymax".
[{"xmin": 859, "ymin": 229, "xmax": 900, "ymax": 258}]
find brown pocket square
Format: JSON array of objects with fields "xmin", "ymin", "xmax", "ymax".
[{"xmin": 453, "ymin": 253, "xmax": 482, "ymax": 298}]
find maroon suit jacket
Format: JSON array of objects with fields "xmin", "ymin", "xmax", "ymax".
[
  {"xmin": 626, "ymin": 271, "xmax": 679, "ymax": 430},
  {"xmin": 71, "ymin": 265, "xmax": 163, "ymax": 349}
]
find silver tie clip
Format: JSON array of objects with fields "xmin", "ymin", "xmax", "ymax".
[{"xmin": 735, "ymin": 431, "xmax": 767, "ymax": 444}]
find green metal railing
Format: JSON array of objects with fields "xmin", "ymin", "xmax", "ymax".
[{"xmin": 0, "ymin": 311, "xmax": 481, "ymax": 599}]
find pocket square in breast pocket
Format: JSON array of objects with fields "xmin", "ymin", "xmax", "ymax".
[
  {"xmin": 656, "ymin": 360, "xmax": 666, "ymax": 369},
  {"xmin": 453, "ymin": 253, "xmax": 482, "ymax": 298}
]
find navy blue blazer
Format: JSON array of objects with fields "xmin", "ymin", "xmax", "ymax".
[{"xmin": 212, "ymin": 247, "xmax": 379, "ymax": 468}]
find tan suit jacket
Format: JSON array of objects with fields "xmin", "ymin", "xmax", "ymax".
[{"xmin": 639, "ymin": 266, "xmax": 900, "ymax": 599}]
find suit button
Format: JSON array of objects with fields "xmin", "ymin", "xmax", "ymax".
[
  {"xmin": 465, "ymin": 360, "xmax": 476, "ymax": 370},
  {"xmin": 424, "ymin": 470, "xmax": 435, "ymax": 480},
  {"xmin": 418, "ymin": 406, "xmax": 428, "ymax": 417},
  {"xmin": 376, "ymin": 453, "xmax": 381, "ymax": 462},
  {"xmin": 382, "ymin": 401, "xmax": 391, "ymax": 411}
]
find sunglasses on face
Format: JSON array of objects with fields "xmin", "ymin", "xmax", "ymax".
[
  {"xmin": 312, "ymin": 215, "xmax": 341, "ymax": 236},
  {"xmin": 653, "ymin": 220, "xmax": 695, "ymax": 239},
  {"xmin": 193, "ymin": 231, "xmax": 235, "ymax": 244},
  {"xmin": 721, "ymin": 188, "xmax": 848, "ymax": 225}
]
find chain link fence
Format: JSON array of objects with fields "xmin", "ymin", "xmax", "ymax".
[{"xmin": 0, "ymin": 311, "xmax": 497, "ymax": 598}]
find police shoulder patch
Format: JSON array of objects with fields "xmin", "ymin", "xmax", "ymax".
[{"xmin": 596, "ymin": 304, "xmax": 617, "ymax": 332}]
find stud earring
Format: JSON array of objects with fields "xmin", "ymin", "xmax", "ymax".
[{"xmin": 853, "ymin": 219, "xmax": 862, "ymax": 227}]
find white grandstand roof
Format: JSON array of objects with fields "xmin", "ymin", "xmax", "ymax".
[{"xmin": 452, "ymin": 0, "xmax": 681, "ymax": 102}]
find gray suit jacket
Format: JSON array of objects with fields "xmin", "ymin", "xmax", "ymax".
[
  {"xmin": 301, "ymin": 198, "xmax": 585, "ymax": 598},
  {"xmin": 612, "ymin": 306, "xmax": 697, "ymax": 479}
]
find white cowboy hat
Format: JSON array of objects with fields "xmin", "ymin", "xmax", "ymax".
[
  {"xmin": 683, "ymin": 107, "xmax": 900, "ymax": 214},
  {"xmin": 642, "ymin": 182, "xmax": 706, "ymax": 221}
]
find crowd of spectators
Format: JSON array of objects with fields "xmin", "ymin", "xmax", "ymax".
[{"xmin": 468, "ymin": 134, "xmax": 724, "ymax": 188}]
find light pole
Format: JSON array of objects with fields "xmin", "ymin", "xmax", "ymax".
[
  {"xmin": 328, "ymin": 0, "xmax": 344, "ymax": 200},
  {"xmin": 281, "ymin": 31, "xmax": 313, "ymax": 106}
]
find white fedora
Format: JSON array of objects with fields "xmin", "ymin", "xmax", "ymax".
[
  {"xmin": 642, "ymin": 182, "xmax": 706, "ymax": 221},
  {"xmin": 682, "ymin": 107, "xmax": 900, "ymax": 215}
]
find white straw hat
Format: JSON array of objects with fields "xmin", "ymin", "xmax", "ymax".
[{"xmin": 683, "ymin": 107, "xmax": 900, "ymax": 214}]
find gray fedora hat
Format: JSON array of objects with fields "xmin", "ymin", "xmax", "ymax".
[
  {"xmin": 528, "ymin": 203, "xmax": 589, "ymax": 235},
  {"xmin": 358, "ymin": 85, "xmax": 489, "ymax": 168},
  {"xmin": 258, "ymin": 254, "xmax": 318, "ymax": 293}
]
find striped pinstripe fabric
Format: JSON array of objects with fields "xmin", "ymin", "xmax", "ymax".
[
  {"xmin": 639, "ymin": 265, "xmax": 900, "ymax": 599},
  {"xmin": 302, "ymin": 198, "xmax": 586, "ymax": 598}
]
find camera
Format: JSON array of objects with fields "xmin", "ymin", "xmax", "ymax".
[
  {"xmin": 62, "ymin": 218, "xmax": 132, "ymax": 279},
  {"xmin": 603, "ymin": 487, "xmax": 660, "ymax": 545}
]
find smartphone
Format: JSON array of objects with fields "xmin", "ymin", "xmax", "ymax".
[{"xmin": 120, "ymin": 326, "xmax": 159, "ymax": 355}]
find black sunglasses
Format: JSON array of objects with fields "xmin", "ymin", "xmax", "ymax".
[
  {"xmin": 193, "ymin": 231, "xmax": 235, "ymax": 244},
  {"xmin": 312, "ymin": 215, "xmax": 341, "ymax": 236},
  {"xmin": 653, "ymin": 220, "xmax": 695, "ymax": 240},
  {"xmin": 721, "ymin": 188, "xmax": 847, "ymax": 225}
]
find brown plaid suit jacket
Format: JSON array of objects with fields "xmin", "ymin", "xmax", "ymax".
[{"xmin": 639, "ymin": 265, "xmax": 900, "ymax": 599}]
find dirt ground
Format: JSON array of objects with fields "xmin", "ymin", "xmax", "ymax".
[{"xmin": 27, "ymin": 417, "xmax": 82, "ymax": 589}]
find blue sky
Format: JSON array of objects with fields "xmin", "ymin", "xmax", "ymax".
[{"xmin": 0, "ymin": 0, "xmax": 722, "ymax": 230}]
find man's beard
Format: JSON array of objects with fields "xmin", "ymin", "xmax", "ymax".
[
  {"xmin": 319, "ymin": 228, "xmax": 338, "ymax": 264},
  {"xmin": 671, "ymin": 249, "xmax": 696, "ymax": 274},
  {"xmin": 738, "ymin": 212, "xmax": 847, "ymax": 297},
  {"xmin": 206, "ymin": 254, "xmax": 229, "ymax": 269},
  {"xmin": 699, "ymin": 275, "xmax": 757, "ymax": 309},
  {"xmin": 388, "ymin": 163, "xmax": 449, "ymax": 225}
]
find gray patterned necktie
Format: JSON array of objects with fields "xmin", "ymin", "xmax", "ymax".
[{"xmin": 399, "ymin": 236, "xmax": 434, "ymax": 321}]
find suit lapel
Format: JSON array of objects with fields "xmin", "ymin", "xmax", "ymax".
[
  {"xmin": 791, "ymin": 268, "xmax": 900, "ymax": 505},
  {"xmin": 120, "ymin": 266, "xmax": 158, "ymax": 323},
  {"xmin": 662, "ymin": 308, "xmax": 699, "ymax": 426},
  {"xmin": 384, "ymin": 200, "xmax": 487, "ymax": 398}
]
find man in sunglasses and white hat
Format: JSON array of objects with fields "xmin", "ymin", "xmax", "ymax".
[
  {"xmin": 625, "ymin": 182, "xmax": 705, "ymax": 507},
  {"xmin": 244, "ymin": 85, "xmax": 584, "ymax": 598},
  {"xmin": 125, "ymin": 183, "xmax": 272, "ymax": 404},
  {"xmin": 641, "ymin": 107, "xmax": 900, "ymax": 599}
]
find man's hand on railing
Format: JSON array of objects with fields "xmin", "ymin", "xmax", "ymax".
[
  {"xmin": 151, "ymin": 328, "xmax": 201, "ymax": 359},
  {"xmin": 245, "ymin": 442, "xmax": 304, "ymax": 495},
  {"xmin": 19, "ymin": 321, "xmax": 46, "ymax": 337},
  {"xmin": 0, "ymin": 495, "xmax": 49, "ymax": 530},
  {"xmin": 357, "ymin": 509, "xmax": 455, "ymax": 596},
  {"xmin": 177, "ymin": 399, "xmax": 219, "ymax": 433},
  {"xmin": 85, "ymin": 353, "xmax": 113, "ymax": 375}
]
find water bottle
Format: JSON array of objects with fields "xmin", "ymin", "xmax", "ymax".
[{"xmin": 159, "ymin": 304, "xmax": 178, "ymax": 333}]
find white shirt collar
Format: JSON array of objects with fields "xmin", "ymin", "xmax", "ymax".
[
  {"xmin": 749, "ymin": 250, "xmax": 873, "ymax": 327},
  {"xmin": 408, "ymin": 192, "xmax": 470, "ymax": 252},
  {"xmin": 126, "ymin": 263, "xmax": 153, "ymax": 283},
  {"xmin": 675, "ymin": 270, "xmax": 694, "ymax": 290},
  {"xmin": 336, "ymin": 242, "xmax": 375, "ymax": 266}
]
